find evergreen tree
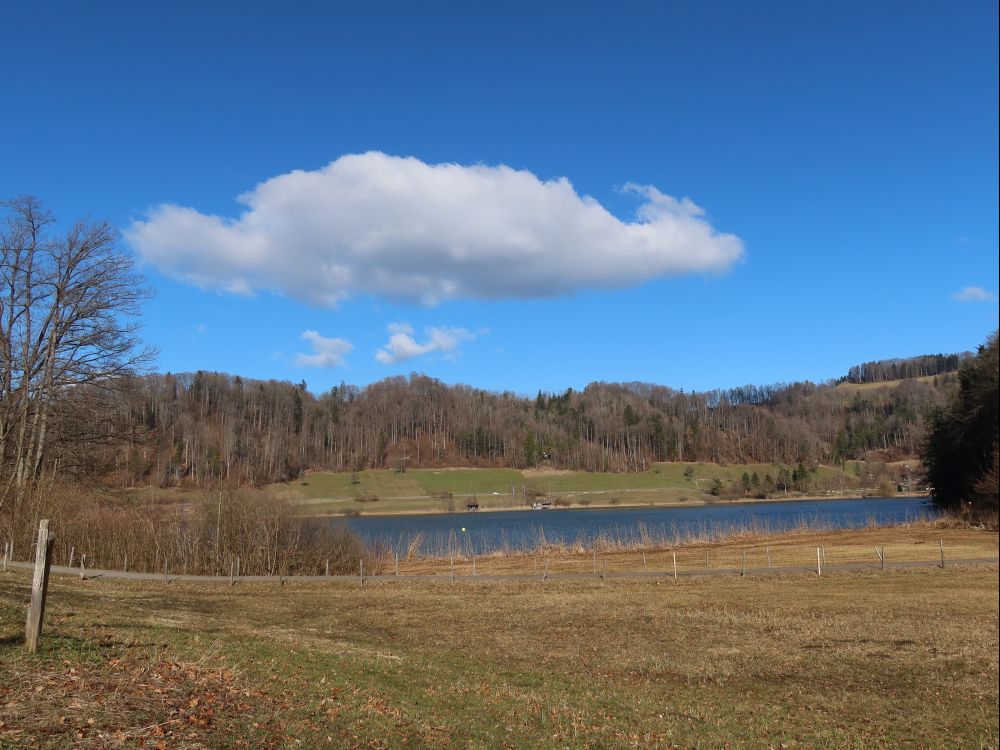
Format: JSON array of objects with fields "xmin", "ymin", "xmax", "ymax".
[{"xmin": 922, "ymin": 331, "xmax": 999, "ymax": 513}]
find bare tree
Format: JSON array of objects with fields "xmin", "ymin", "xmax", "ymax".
[{"xmin": 0, "ymin": 196, "xmax": 155, "ymax": 505}]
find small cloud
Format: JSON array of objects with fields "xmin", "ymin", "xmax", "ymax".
[
  {"xmin": 195, "ymin": 323, "xmax": 206, "ymax": 334},
  {"xmin": 953, "ymin": 286, "xmax": 995, "ymax": 303},
  {"xmin": 375, "ymin": 323, "xmax": 482, "ymax": 364},
  {"xmin": 295, "ymin": 330, "xmax": 353, "ymax": 368}
]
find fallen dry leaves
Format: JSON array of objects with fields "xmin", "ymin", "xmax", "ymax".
[{"xmin": 0, "ymin": 648, "xmax": 285, "ymax": 749}]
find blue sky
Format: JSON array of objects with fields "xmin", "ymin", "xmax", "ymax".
[{"xmin": 2, "ymin": 1, "xmax": 997, "ymax": 395}]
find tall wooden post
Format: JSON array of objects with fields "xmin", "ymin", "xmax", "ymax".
[{"xmin": 26, "ymin": 520, "xmax": 55, "ymax": 654}]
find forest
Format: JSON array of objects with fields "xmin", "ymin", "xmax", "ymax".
[{"xmin": 81, "ymin": 357, "xmax": 959, "ymax": 489}]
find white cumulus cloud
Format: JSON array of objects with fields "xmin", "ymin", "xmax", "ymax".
[
  {"xmin": 375, "ymin": 323, "xmax": 481, "ymax": 364},
  {"xmin": 952, "ymin": 286, "xmax": 995, "ymax": 303},
  {"xmin": 295, "ymin": 330, "xmax": 353, "ymax": 368},
  {"xmin": 126, "ymin": 152, "xmax": 743, "ymax": 306}
]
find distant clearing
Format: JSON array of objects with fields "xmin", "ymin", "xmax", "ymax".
[{"xmin": 833, "ymin": 374, "xmax": 944, "ymax": 394}]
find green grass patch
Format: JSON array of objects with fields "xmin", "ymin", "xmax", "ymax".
[{"xmin": 411, "ymin": 467, "xmax": 524, "ymax": 496}]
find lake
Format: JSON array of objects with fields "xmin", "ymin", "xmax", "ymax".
[{"xmin": 337, "ymin": 496, "xmax": 938, "ymax": 555}]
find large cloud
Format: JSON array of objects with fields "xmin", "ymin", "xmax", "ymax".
[{"xmin": 126, "ymin": 152, "xmax": 744, "ymax": 306}]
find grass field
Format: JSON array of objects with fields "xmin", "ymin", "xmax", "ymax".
[
  {"xmin": 1, "ymin": 527, "xmax": 997, "ymax": 748},
  {"xmin": 274, "ymin": 462, "xmax": 867, "ymax": 516}
]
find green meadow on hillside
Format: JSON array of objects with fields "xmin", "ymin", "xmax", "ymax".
[{"xmin": 273, "ymin": 462, "xmax": 869, "ymax": 515}]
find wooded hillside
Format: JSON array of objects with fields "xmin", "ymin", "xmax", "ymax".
[{"xmin": 89, "ymin": 363, "xmax": 957, "ymax": 488}]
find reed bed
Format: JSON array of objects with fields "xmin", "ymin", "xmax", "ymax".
[
  {"xmin": 359, "ymin": 506, "xmax": 942, "ymax": 561},
  {"xmin": 0, "ymin": 483, "xmax": 380, "ymax": 576}
]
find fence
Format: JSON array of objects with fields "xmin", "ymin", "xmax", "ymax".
[{"xmin": 5, "ymin": 536, "xmax": 997, "ymax": 585}]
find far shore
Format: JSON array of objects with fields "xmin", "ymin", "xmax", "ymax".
[{"xmin": 300, "ymin": 490, "xmax": 932, "ymax": 519}]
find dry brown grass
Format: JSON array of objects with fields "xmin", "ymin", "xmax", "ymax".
[
  {"xmin": 1, "ymin": 527, "xmax": 998, "ymax": 748},
  {"xmin": 394, "ymin": 523, "xmax": 999, "ymax": 578}
]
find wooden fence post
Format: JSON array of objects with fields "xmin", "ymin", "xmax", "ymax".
[
  {"xmin": 642, "ymin": 550, "xmax": 647, "ymax": 574},
  {"xmin": 25, "ymin": 520, "xmax": 55, "ymax": 654},
  {"xmin": 741, "ymin": 550, "xmax": 746, "ymax": 577},
  {"xmin": 325, "ymin": 559, "xmax": 330, "ymax": 577},
  {"xmin": 68, "ymin": 546, "xmax": 75, "ymax": 569},
  {"xmin": 79, "ymin": 554, "xmax": 87, "ymax": 581},
  {"xmin": 672, "ymin": 551, "xmax": 677, "ymax": 580},
  {"xmin": 360, "ymin": 558, "xmax": 365, "ymax": 587},
  {"xmin": 939, "ymin": 539, "xmax": 945, "ymax": 568},
  {"xmin": 229, "ymin": 558, "xmax": 235, "ymax": 586},
  {"xmin": 816, "ymin": 547, "xmax": 822, "ymax": 576},
  {"xmin": 2, "ymin": 541, "xmax": 8, "ymax": 572}
]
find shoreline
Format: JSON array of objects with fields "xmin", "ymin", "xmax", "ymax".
[{"xmin": 301, "ymin": 491, "xmax": 932, "ymax": 519}]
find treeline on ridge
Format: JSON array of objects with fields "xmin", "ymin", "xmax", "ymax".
[{"xmin": 841, "ymin": 352, "xmax": 971, "ymax": 384}]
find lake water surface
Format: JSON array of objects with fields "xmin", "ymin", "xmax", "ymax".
[{"xmin": 338, "ymin": 496, "xmax": 937, "ymax": 555}]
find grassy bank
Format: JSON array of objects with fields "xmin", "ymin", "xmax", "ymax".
[
  {"xmin": 268, "ymin": 461, "xmax": 882, "ymax": 516},
  {"xmin": 1, "ymin": 527, "xmax": 997, "ymax": 748}
]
